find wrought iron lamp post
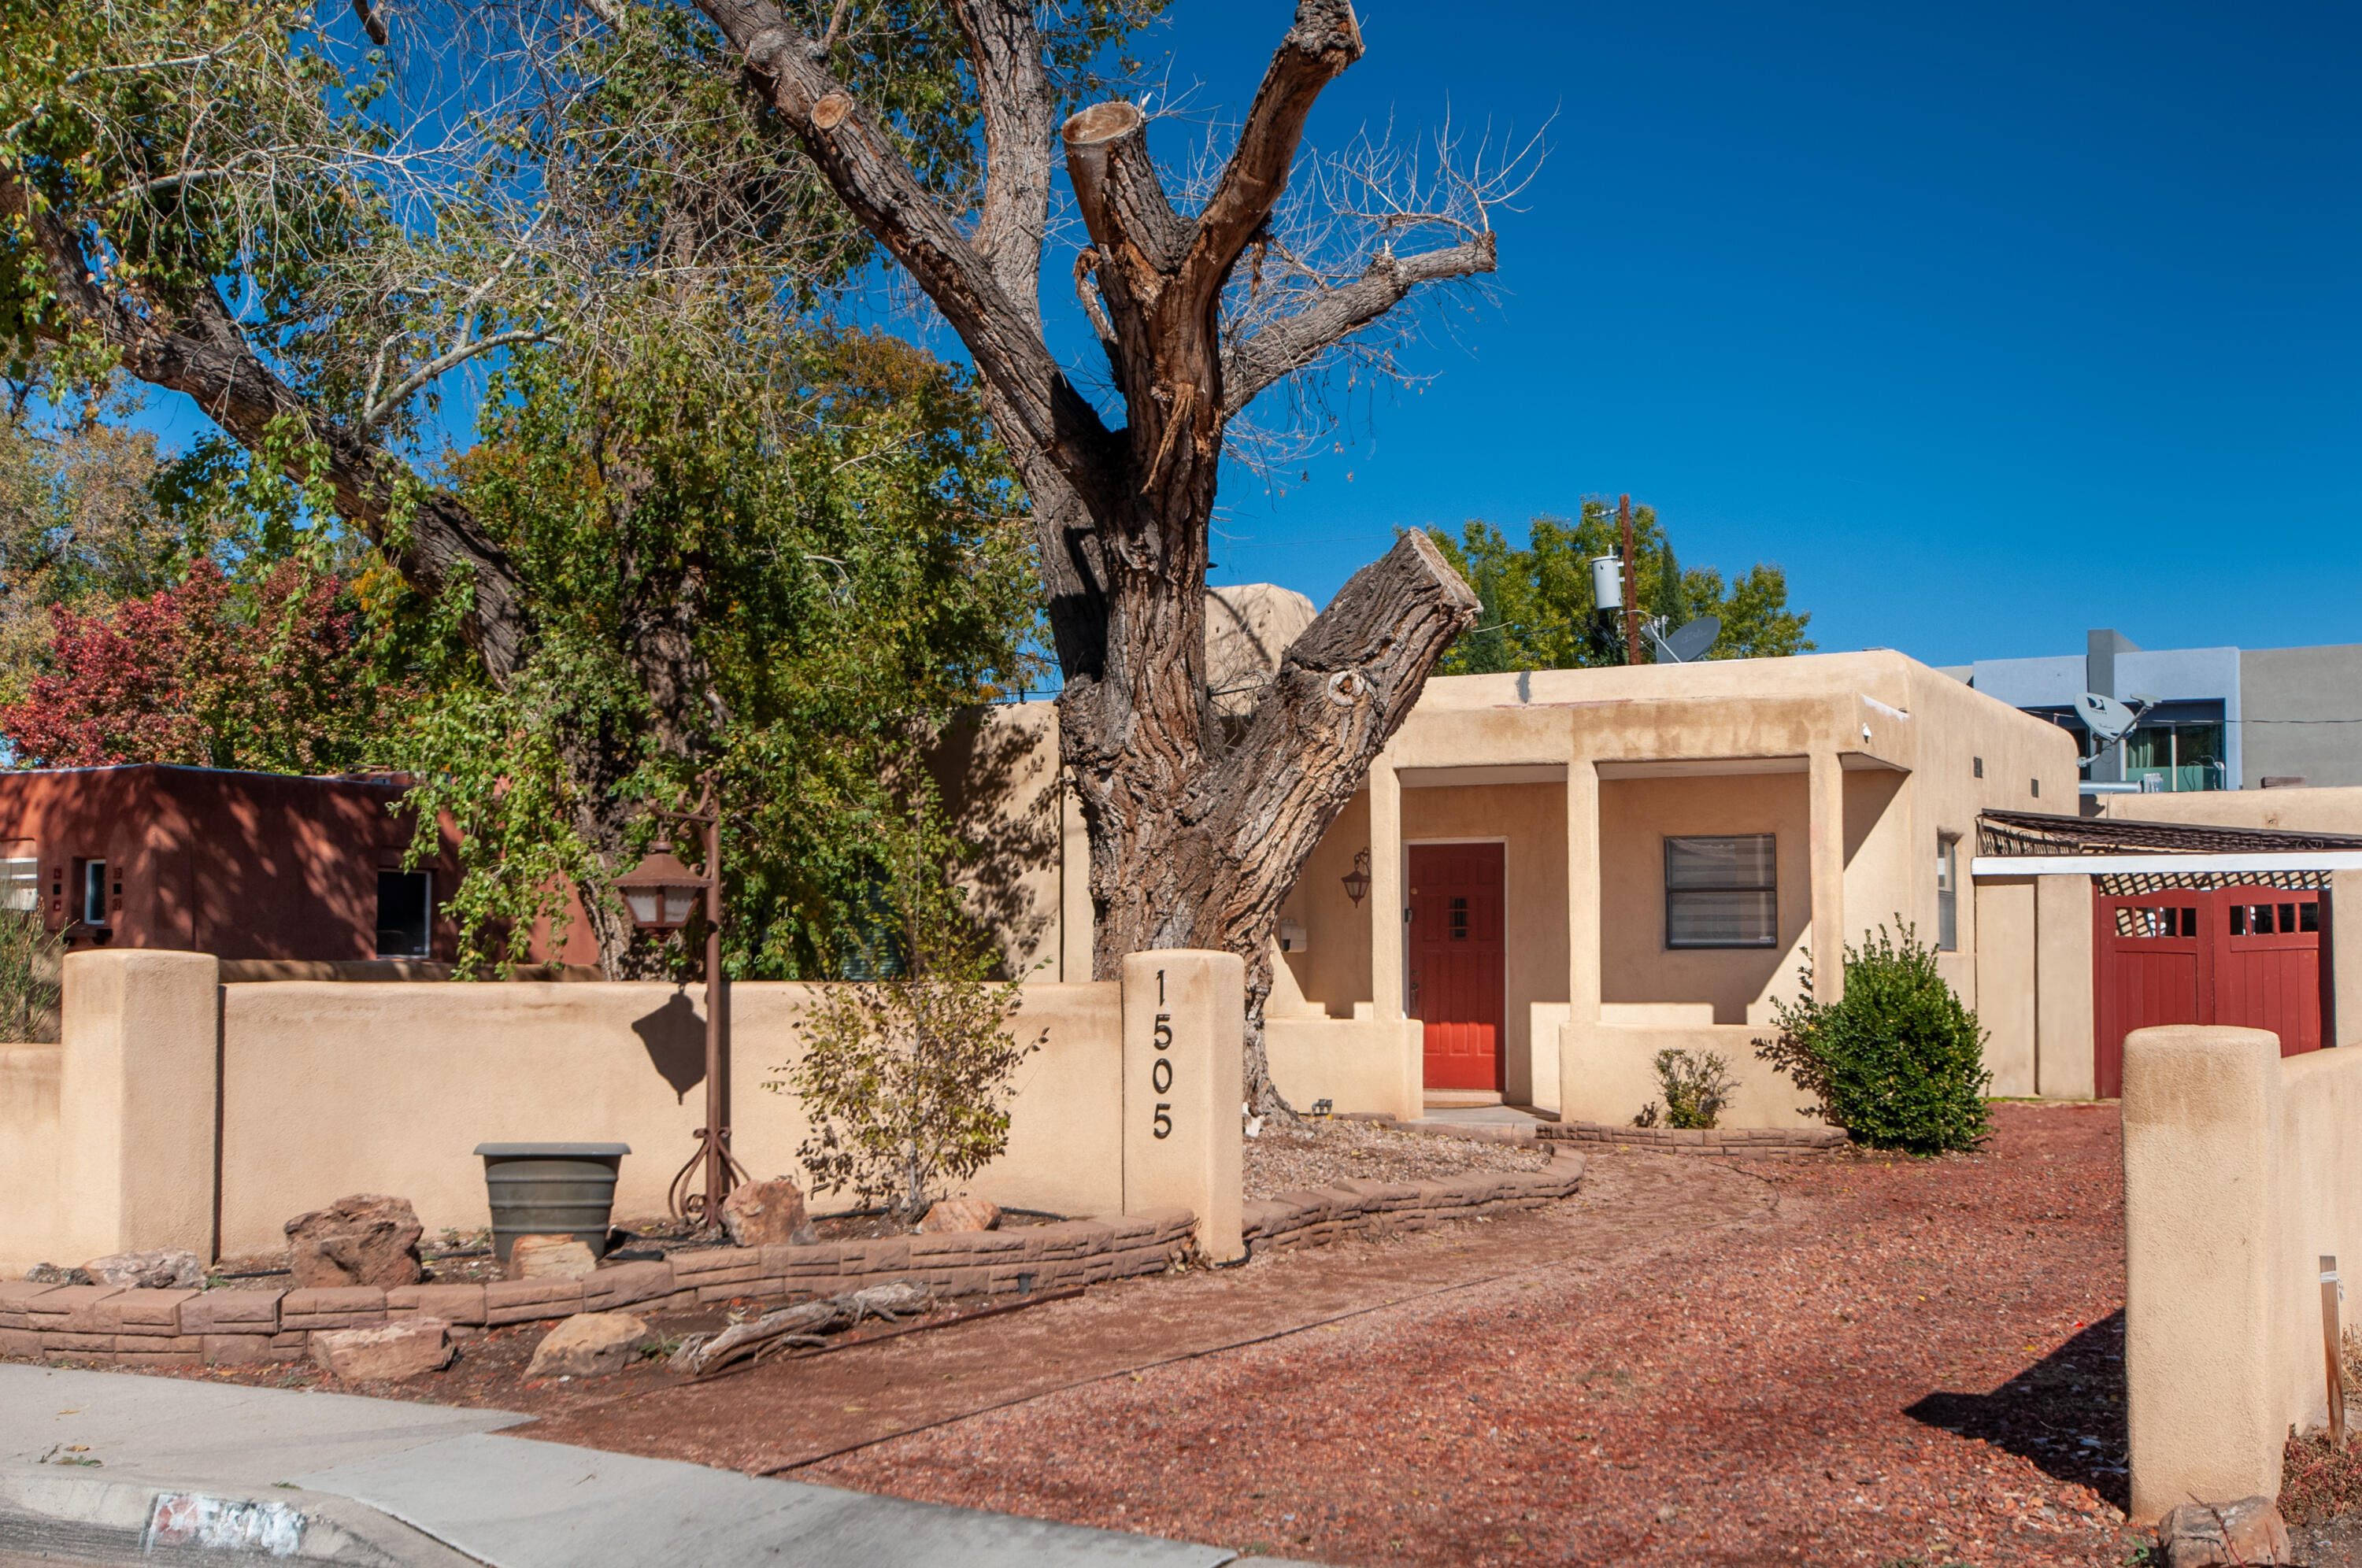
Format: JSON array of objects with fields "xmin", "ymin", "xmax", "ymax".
[{"xmin": 616, "ymin": 778, "xmax": 745, "ymax": 1226}]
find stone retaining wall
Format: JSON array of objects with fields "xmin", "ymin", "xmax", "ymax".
[
  {"xmin": 1538, "ymin": 1121, "xmax": 1849, "ymax": 1158},
  {"xmin": 0, "ymin": 1208, "xmax": 1197, "ymax": 1370},
  {"xmin": 1243, "ymin": 1147, "xmax": 1586, "ymax": 1253}
]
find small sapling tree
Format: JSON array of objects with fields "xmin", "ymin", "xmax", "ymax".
[
  {"xmin": 1760, "ymin": 922, "xmax": 1992, "ymax": 1155},
  {"xmin": 777, "ymin": 812, "xmax": 1047, "ymax": 1221}
]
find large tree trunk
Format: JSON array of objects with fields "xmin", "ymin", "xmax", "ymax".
[{"xmin": 694, "ymin": 0, "xmax": 1490, "ymax": 1113}]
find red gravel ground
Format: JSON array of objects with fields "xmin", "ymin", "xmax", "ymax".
[{"xmin": 510, "ymin": 1102, "xmax": 2136, "ymax": 1566}]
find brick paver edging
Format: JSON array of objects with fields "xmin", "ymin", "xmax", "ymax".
[
  {"xmin": 1538, "ymin": 1121, "xmax": 1850, "ymax": 1157},
  {"xmin": 0, "ymin": 1208, "xmax": 1198, "ymax": 1370},
  {"xmin": 1243, "ymin": 1145, "xmax": 1587, "ymax": 1255}
]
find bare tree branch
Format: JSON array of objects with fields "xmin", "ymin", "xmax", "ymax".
[
  {"xmin": 693, "ymin": 0, "xmax": 1119, "ymax": 516},
  {"xmin": 950, "ymin": 0, "xmax": 1057, "ymax": 320},
  {"xmin": 1220, "ymin": 233, "xmax": 1494, "ymax": 417},
  {"xmin": 1184, "ymin": 0, "xmax": 1363, "ymax": 304}
]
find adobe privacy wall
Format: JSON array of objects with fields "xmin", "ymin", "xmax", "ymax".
[
  {"xmin": 2, "ymin": 949, "xmax": 1246, "ymax": 1275},
  {"xmin": 2122, "ymin": 1023, "xmax": 2362, "ymax": 1522}
]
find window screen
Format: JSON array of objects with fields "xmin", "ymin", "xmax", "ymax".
[
  {"xmin": 1664, "ymin": 835, "xmax": 1777, "ymax": 949},
  {"xmin": 0, "ymin": 858, "xmax": 37, "ymax": 913},
  {"xmin": 376, "ymin": 871, "xmax": 432, "ymax": 959}
]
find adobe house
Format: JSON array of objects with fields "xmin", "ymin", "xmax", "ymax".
[
  {"xmin": 943, "ymin": 634, "xmax": 2104, "ymax": 1126},
  {"xmin": 0, "ymin": 764, "xmax": 467, "ymax": 966}
]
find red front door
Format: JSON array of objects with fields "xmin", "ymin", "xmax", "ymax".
[
  {"xmin": 1409, "ymin": 843, "xmax": 1505, "ymax": 1092},
  {"xmin": 2094, "ymin": 886, "xmax": 2328, "ymax": 1097}
]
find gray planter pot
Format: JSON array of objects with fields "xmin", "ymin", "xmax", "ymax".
[{"xmin": 473, "ymin": 1142, "xmax": 631, "ymax": 1262}]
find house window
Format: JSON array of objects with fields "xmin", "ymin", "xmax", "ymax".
[
  {"xmin": 1936, "ymin": 836, "xmax": 1959, "ymax": 952},
  {"xmin": 1664, "ymin": 835, "xmax": 1777, "ymax": 949},
  {"xmin": 376, "ymin": 871, "xmax": 432, "ymax": 959},
  {"xmin": 2123, "ymin": 722, "xmax": 2228, "ymax": 793},
  {"xmin": 0, "ymin": 858, "xmax": 36, "ymax": 913},
  {"xmin": 81, "ymin": 860, "xmax": 109, "ymax": 927}
]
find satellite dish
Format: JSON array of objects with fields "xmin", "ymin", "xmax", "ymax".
[
  {"xmin": 1646, "ymin": 616, "xmax": 1723, "ymax": 664},
  {"xmin": 2075, "ymin": 690, "xmax": 2139, "ymax": 744}
]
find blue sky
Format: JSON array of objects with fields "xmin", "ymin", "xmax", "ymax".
[
  {"xmin": 124, "ymin": 2, "xmax": 2362, "ymax": 668},
  {"xmin": 1144, "ymin": 0, "xmax": 2362, "ymax": 665}
]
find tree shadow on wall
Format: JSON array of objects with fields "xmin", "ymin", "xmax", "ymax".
[
  {"xmin": 633, "ymin": 990, "xmax": 704, "ymax": 1102},
  {"xmin": 1904, "ymin": 1310, "xmax": 2129, "ymax": 1511},
  {"xmin": 925, "ymin": 711, "xmax": 1057, "ymax": 980}
]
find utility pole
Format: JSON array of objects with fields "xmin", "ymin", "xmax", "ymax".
[{"xmin": 1619, "ymin": 494, "xmax": 1640, "ymax": 667}]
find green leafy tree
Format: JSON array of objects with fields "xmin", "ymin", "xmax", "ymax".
[
  {"xmin": 1432, "ymin": 498, "xmax": 1814, "ymax": 675},
  {"xmin": 1759, "ymin": 923, "xmax": 1992, "ymax": 1156},
  {"xmin": 0, "ymin": 410, "xmax": 187, "ymax": 706},
  {"xmin": 2, "ymin": 2, "xmax": 1060, "ymax": 974},
  {"xmin": 776, "ymin": 804, "xmax": 1048, "ymax": 1220},
  {"xmin": 391, "ymin": 327, "xmax": 1042, "ymax": 978}
]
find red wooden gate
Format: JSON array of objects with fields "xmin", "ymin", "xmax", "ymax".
[
  {"xmin": 1409, "ymin": 843, "xmax": 1505, "ymax": 1093},
  {"xmin": 2093, "ymin": 884, "xmax": 2330, "ymax": 1097}
]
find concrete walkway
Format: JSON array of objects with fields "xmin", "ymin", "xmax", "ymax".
[{"xmin": 0, "ymin": 1365, "xmax": 1308, "ymax": 1567}]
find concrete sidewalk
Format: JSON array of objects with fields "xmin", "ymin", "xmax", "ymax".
[{"xmin": 1, "ymin": 1365, "xmax": 1301, "ymax": 1567}]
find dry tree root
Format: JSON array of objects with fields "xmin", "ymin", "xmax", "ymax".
[{"xmin": 669, "ymin": 1281, "xmax": 932, "ymax": 1378}]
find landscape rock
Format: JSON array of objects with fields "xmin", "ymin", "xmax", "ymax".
[
  {"xmin": 81, "ymin": 1248, "xmax": 203, "ymax": 1289},
  {"xmin": 2157, "ymin": 1496, "xmax": 2291, "ymax": 1567},
  {"xmin": 24, "ymin": 1263, "xmax": 92, "ymax": 1285},
  {"xmin": 285, "ymin": 1194, "xmax": 424, "ymax": 1289},
  {"xmin": 506, "ymin": 1234, "xmax": 597, "ymax": 1281},
  {"xmin": 524, "ymin": 1311, "xmax": 650, "ymax": 1379},
  {"xmin": 918, "ymin": 1198, "xmax": 1001, "ymax": 1233},
  {"xmin": 720, "ymin": 1178, "xmax": 817, "ymax": 1247},
  {"xmin": 309, "ymin": 1318, "xmax": 451, "ymax": 1382}
]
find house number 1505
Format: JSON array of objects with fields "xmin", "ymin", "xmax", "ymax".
[{"xmin": 1151, "ymin": 967, "xmax": 1173, "ymax": 1139}]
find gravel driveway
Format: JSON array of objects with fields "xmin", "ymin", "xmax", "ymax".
[{"xmin": 514, "ymin": 1103, "xmax": 2134, "ymax": 1566}]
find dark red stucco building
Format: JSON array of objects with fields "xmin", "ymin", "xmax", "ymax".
[{"xmin": 0, "ymin": 765, "xmax": 468, "ymax": 963}]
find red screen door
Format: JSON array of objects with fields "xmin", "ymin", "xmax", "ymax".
[{"xmin": 1409, "ymin": 843, "xmax": 1505, "ymax": 1092}]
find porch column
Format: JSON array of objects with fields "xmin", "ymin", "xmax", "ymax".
[
  {"xmin": 2333, "ymin": 869, "xmax": 2362, "ymax": 1048},
  {"xmin": 1808, "ymin": 749, "xmax": 1846, "ymax": 1004},
  {"xmin": 1566, "ymin": 758, "xmax": 1601, "ymax": 1028},
  {"xmin": 2035, "ymin": 871, "xmax": 2096, "ymax": 1099},
  {"xmin": 1370, "ymin": 757, "xmax": 1403, "ymax": 1020}
]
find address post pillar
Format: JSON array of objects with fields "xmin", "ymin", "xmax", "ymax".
[{"xmin": 1123, "ymin": 950, "xmax": 1244, "ymax": 1263}]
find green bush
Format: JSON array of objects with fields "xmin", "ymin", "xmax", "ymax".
[
  {"xmin": 1760, "ymin": 922, "xmax": 1990, "ymax": 1155},
  {"xmin": 1634, "ymin": 1047, "xmax": 1736, "ymax": 1130}
]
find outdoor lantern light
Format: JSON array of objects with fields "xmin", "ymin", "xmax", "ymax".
[
  {"xmin": 1342, "ymin": 849, "xmax": 1372, "ymax": 907},
  {"xmin": 617, "ymin": 839, "xmax": 708, "ymax": 932}
]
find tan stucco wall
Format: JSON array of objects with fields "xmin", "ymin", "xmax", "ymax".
[
  {"xmin": 2095, "ymin": 786, "xmax": 2362, "ymax": 835},
  {"xmin": 1279, "ymin": 790, "xmax": 1376, "ymax": 1021},
  {"xmin": 927, "ymin": 702, "xmax": 1071, "ymax": 982},
  {"xmin": 213, "ymin": 978, "xmax": 1124, "ymax": 1258},
  {"xmin": 2034, "ymin": 873, "xmax": 2097, "ymax": 1100},
  {"xmin": 1598, "ymin": 773, "xmax": 1811, "ymax": 1025},
  {"xmin": 1265, "ymin": 1015, "xmax": 1421, "ymax": 1120},
  {"xmin": 1975, "ymin": 878, "xmax": 2038, "ymax": 1096},
  {"xmin": 0, "ymin": 1045, "xmax": 61, "ymax": 1268},
  {"xmin": 1558, "ymin": 1021, "xmax": 1818, "ymax": 1129},
  {"xmin": 2122, "ymin": 1024, "xmax": 2362, "ymax": 1521}
]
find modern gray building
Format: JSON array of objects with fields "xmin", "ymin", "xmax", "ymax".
[{"xmin": 1938, "ymin": 631, "xmax": 2362, "ymax": 799}]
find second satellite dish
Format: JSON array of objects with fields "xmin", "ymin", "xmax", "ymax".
[{"xmin": 1646, "ymin": 616, "xmax": 1723, "ymax": 664}]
